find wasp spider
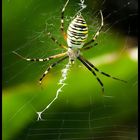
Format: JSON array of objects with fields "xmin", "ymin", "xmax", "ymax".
[{"xmin": 13, "ymin": 0, "xmax": 126, "ymax": 93}]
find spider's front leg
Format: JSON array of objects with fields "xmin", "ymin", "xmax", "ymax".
[
  {"xmin": 12, "ymin": 51, "xmax": 67, "ymax": 62},
  {"xmin": 61, "ymin": 0, "xmax": 69, "ymax": 40},
  {"xmin": 83, "ymin": 10, "xmax": 103, "ymax": 50}
]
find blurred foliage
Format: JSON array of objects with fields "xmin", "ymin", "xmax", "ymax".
[{"xmin": 3, "ymin": 0, "xmax": 138, "ymax": 140}]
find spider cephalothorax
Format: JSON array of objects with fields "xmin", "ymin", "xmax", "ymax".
[
  {"xmin": 13, "ymin": 0, "xmax": 126, "ymax": 93},
  {"xmin": 67, "ymin": 48, "xmax": 80, "ymax": 62}
]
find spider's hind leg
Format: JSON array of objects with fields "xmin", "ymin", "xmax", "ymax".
[
  {"xmin": 79, "ymin": 55, "xmax": 127, "ymax": 83},
  {"xmin": 39, "ymin": 56, "xmax": 68, "ymax": 84},
  {"xmin": 78, "ymin": 55, "xmax": 104, "ymax": 93}
]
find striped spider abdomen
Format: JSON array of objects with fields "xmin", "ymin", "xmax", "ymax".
[{"xmin": 67, "ymin": 14, "xmax": 88, "ymax": 49}]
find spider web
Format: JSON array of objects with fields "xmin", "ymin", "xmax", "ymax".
[
  {"xmin": 3, "ymin": 0, "xmax": 137, "ymax": 87},
  {"xmin": 24, "ymin": 97, "xmax": 137, "ymax": 140},
  {"xmin": 3, "ymin": 0, "xmax": 138, "ymax": 140},
  {"xmin": 10, "ymin": 93, "xmax": 137, "ymax": 140}
]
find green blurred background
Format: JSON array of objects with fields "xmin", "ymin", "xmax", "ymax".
[{"xmin": 2, "ymin": 0, "xmax": 138, "ymax": 140}]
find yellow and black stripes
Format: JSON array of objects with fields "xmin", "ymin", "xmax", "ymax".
[
  {"xmin": 12, "ymin": 0, "xmax": 125, "ymax": 94},
  {"xmin": 67, "ymin": 15, "xmax": 88, "ymax": 48}
]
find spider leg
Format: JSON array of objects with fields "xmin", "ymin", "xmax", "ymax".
[
  {"xmin": 81, "ymin": 43, "xmax": 98, "ymax": 51},
  {"xmin": 78, "ymin": 55, "xmax": 104, "ymax": 93},
  {"xmin": 79, "ymin": 55, "xmax": 127, "ymax": 83},
  {"xmin": 83, "ymin": 10, "xmax": 103, "ymax": 48},
  {"xmin": 61, "ymin": 0, "xmax": 69, "ymax": 40},
  {"xmin": 13, "ymin": 51, "xmax": 67, "ymax": 62},
  {"xmin": 39, "ymin": 56, "xmax": 68, "ymax": 84},
  {"xmin": 47, "ymin": 32, "xmax": 67, "ymax": 49}
]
